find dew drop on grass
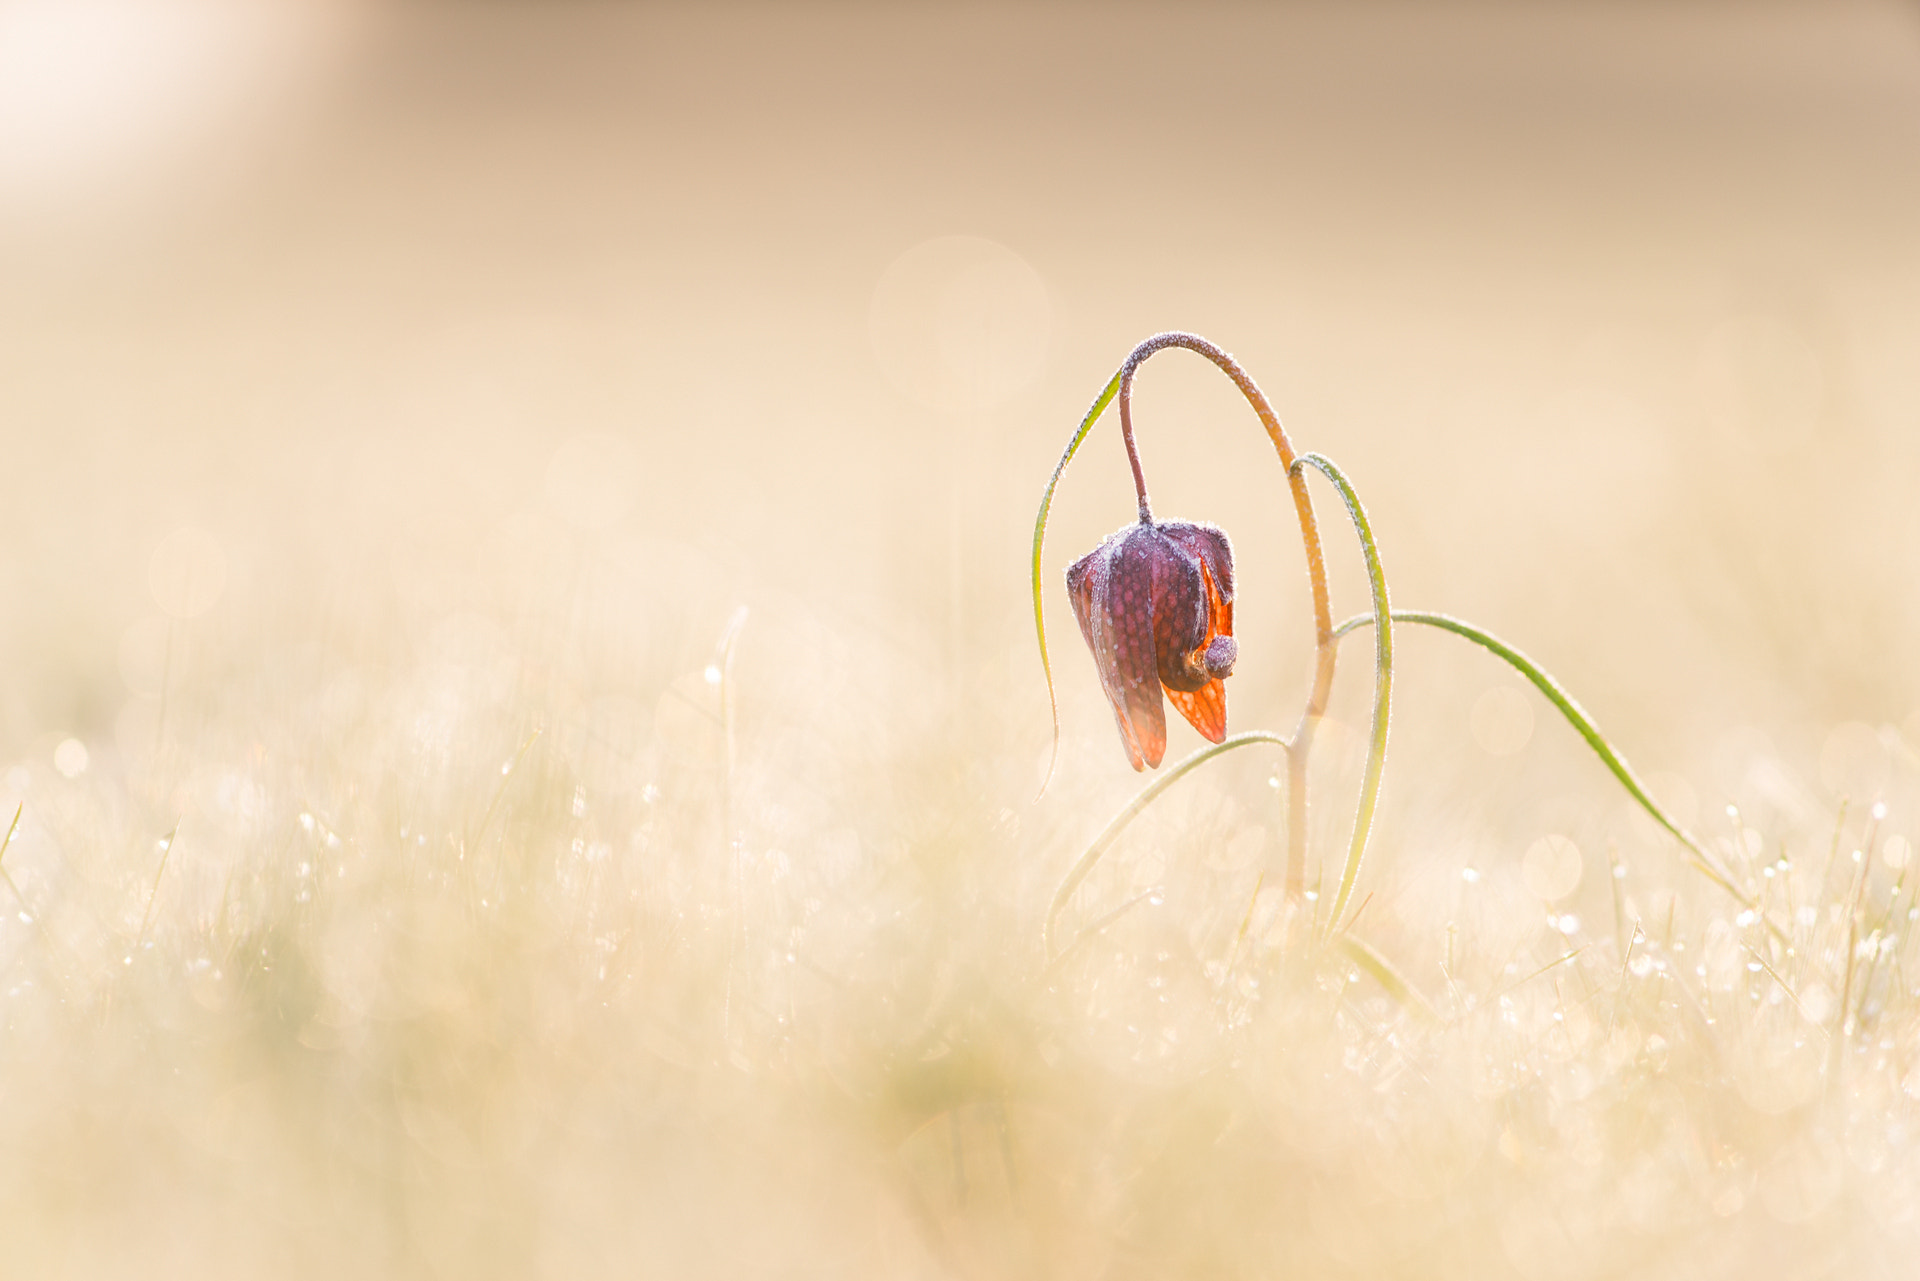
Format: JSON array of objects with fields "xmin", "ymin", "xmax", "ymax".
[
  {"xmin": 703, "ymin": 665, "xmax": 722, "ymax": 685},
  {"xmin": 1628, "ymin": 953, "xmax": 1654, "ymax": 978},
  {"xmin": 1461, "ymin": 867, "xmax": 1480, "ymax": 884}
]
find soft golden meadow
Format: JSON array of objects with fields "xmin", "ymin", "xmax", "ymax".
[{"xmin": 3, "ymin": 3, "xmax": 1920, "ymax": 1277}]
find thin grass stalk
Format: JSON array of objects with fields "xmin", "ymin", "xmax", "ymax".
[
  {"xmin": 135, "ymin": 821, "xmax": 179, "ymax": 954},
  {"xmin": 1337, "ymin": 933, "xmax": 1436, "ymax": 1025},
  {"xmin": 1041, "ymin": 886, "xmax": 1168, "ymax": 980},
  {"xmin": 1334, "ymin": 609, "xmax": 1769, "ymax": 927},
  {"xmin": 1030, "ymin": 370, "xmax": 1124, "ymax": 796},
  {"xmin": 1292, "ymin": 453, "xmax": 1391, "ymax": 938},
  {"xmin": 1043, "ymin": 731, "xmax": 1289, "ymax": 962}
]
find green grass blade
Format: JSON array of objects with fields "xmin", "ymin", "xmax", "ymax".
[
  {"xmin": 1044, "ymin": 730, "xmax": 1289, "ymax": 961},
  {"xmin": 1032, "ymin": 368, "xmax": 1124, "ymax": 798},
  {"xmin": 1338, "ymin": 933, "xmax": 1436, "ymax": 1025},
  {"xmin": 1335, "ymin": 609, "xmax": 1750, "ymax": 906},
  {"xmin": 1293, "ymin": 454, "xmax": 1391, "ymax": 938}
]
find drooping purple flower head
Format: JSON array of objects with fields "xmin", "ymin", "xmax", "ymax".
[{"xmin": 1066, "ymin": 520, "xmax": 1236, "ymax": 770}]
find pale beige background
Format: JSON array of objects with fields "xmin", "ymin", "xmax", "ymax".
[
  {"xmin": 2, "ymin": 7, "xmax": 1919, "ymax": 1274},
  {"xmin": 4, "ymin": 3, "xmax": 1917, "ymax": 784}
]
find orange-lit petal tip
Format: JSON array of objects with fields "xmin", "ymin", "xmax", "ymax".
[{"xmin": 1166, "ymin": 679, "xmax": 1228, "ymax": 744}]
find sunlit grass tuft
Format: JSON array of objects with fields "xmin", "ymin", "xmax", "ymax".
[
  {"xmin": 0, "ymin": 341, "xmax": 1916, "ymax": 1275},
  {"xmin": 0, "ymin": 537, "xmax": 1916, "ymax": 1277}
]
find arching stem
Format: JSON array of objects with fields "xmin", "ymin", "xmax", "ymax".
[
  {"xmin": 1117, "ymin": 334, "xmax": 1335, "ymax": 900},
  {"xmin": 1291, "ymin": 453, "xmax": 1391, "ymax": 939},
  {"xmin": 1333, "ymin": 609, "xmax": 1774, "ymax": 937}
]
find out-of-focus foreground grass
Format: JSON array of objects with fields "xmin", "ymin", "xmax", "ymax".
[{"xmin": 4, "ymin": 2, "xmax": 1920, "ymax": 1277}]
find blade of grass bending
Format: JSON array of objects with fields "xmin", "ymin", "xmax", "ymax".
[
  {"xmin": 1042, "ymin": 886, "xmax": 1168, "ymax": 980},
  {"xmin": 1333, "ymin": 609, "xmax": 1753, "ymax": 914},
  {"xmin": 469, "ymin": 727, "xmax": 541, "ymax": 860},
  {"xmin": 0, "ymin": 804, "xmax": 79, "ymax": 972},
  {"xmin": 0, "ymin": 803, "xmax": 25, "ymax": 911},
  {"xmin": 1031, "ymin": 368, "xmax": 1124, "ymax": 799},
  {"xmin": 1338, "ymin": 934, "xmax": 1437, "ymax": 1025},
  {"xmin": 1292, "ymin": 454, "xmax": 1391, "ymax": 939},
  {"xmin": 135, "ymin": 821, "xmax": 180, "ymax": 953},
  {"xmin": 1043, "ymin": 730, "xmax": 1289, "ymax": 960}
]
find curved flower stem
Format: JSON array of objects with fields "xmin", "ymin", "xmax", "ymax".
[
  {"xmin": 1044, "ymin": 731, "xmax": 1290, "ymax": 962},
  {"xmin": 1291, "ymin": 454, "xmax": 1391, "ymax": 939},
  {"xmin": 1116, "ymin": 334, "xmax": 1334, "ymax": 900},
  {"xmin": 1334, "ymin": 609, "xmax": 1772, "ymax": 933},
  {"xmin": 1031, "ymin": 334, "xmax": 1332, "ymax": 899}
]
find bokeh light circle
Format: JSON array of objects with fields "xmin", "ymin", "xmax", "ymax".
[{"xmin": 868, "ymin": 235, "xmax": 1051, "ymax": 413}]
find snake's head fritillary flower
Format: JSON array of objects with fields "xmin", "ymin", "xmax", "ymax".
[{"xmin": 1066, "ymin": 520, "xmax": 1236, "ymax": 770}]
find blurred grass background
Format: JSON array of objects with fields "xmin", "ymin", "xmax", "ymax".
[{"xmin": 2, "ymin": 1, "xmax": 1920, "ymax": 1276}]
